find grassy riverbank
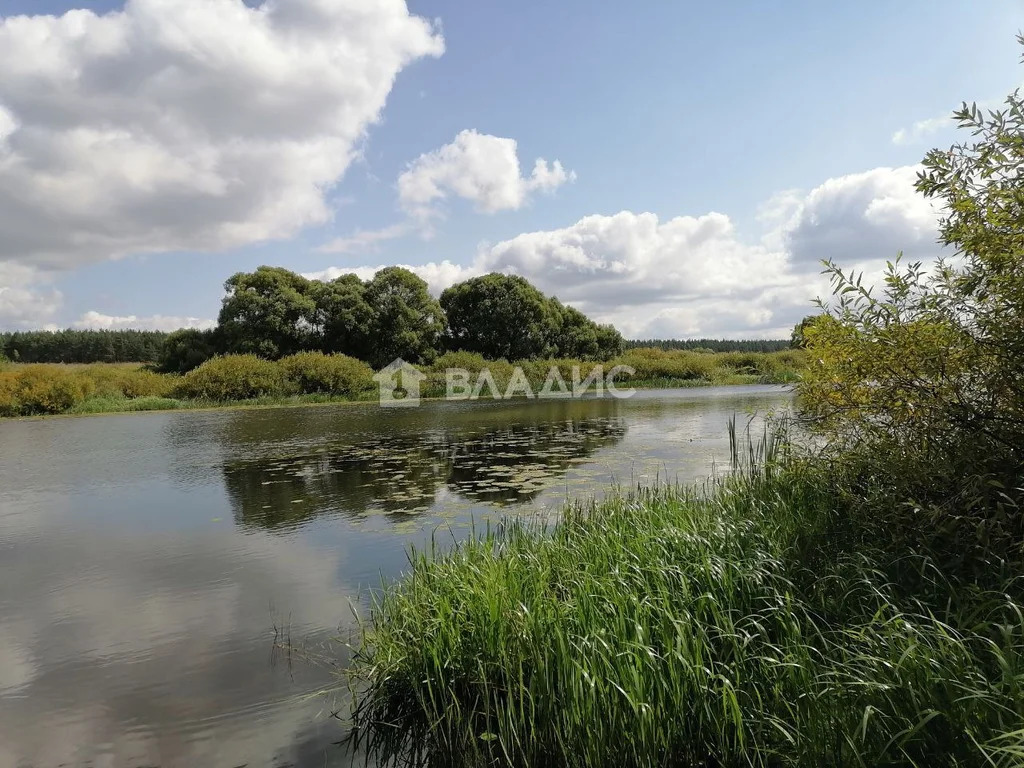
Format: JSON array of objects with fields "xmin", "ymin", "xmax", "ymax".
[
  {"xmin": 0, "ymin": 348, "xmax": 804, "ymax": 419},
  {"xmin": 346, "ymin": 433, "xmax": 1024, "ymax": 767}
]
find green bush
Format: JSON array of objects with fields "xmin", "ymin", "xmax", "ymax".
[
  {"xmin": 278, "ymin": 351, "xmax": 374, "ymax": 396},
  {"xmin": 12, "ymin": 366, "xmax": 94, "ymax": 414},
  {"xmin": 429, "ymin": 350, "xmax": 492, "ymax": 373},
  {"xmin": 175, "ymin": 355, "xmax": 287, "ymax": 401}
]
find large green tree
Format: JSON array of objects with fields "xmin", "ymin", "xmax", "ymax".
[
  {"xmin": 217, "ymin": 266, "xmax": 319, "ymax": 358},
  {"xmin": 312, "ymin": 273, "xmax": 374, "ymax": 359},
  {"xmin": 441, "ymin": 274, "xmax": 553, "ymax": 360},
  {"xmin": 364, "ymin": 267, "xmax": 445, "ymax": 367}
]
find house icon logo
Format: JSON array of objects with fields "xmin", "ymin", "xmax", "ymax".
[{"xmin": 372, "ymin": 358, "xmax": 427, "ymax": 407}]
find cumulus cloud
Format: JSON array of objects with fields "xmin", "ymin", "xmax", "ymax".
[
  {"xmin": 0, "ymin": 264, "xmax": 61, "ymax": 328},
  {"xmin": 0, "ymin": 0, "xmax": 443, "ymax": 272},
  {"xmin": 781, "ymin": 165, "xmax": 940, "ymax": 266},
  {"xmin": 71, "ymin": 311, "xmax": 216, "ymax": 332},
  {"xmin": 321, "ymin": 165, "xmax": 946, "ymax": 338},
  {"xmin": 397, "ymin": 129, "xmax": 573, "ymax": 218}
]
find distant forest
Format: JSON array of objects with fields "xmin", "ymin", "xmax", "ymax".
[
  {"xmin": 624, "ymin": 338, "xmax": 790, "ymax": 353},
  {"xmin": 1, "ymin": 329, "xmax": 169, "ymax": 363},
  {"xmin": 1, "ymin": 328, "xmax": 791, "ymax": 366}
]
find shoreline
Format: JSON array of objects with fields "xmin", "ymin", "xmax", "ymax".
[{"xmin": 0, "ymin": 375, "xmax": 792, "ymax": 422}]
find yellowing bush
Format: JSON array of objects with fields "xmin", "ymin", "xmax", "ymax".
[
  {"xmin": 617, "ymin": 349, "xmax": 718, "ymax": 380},
  {"xmin": 430, "ymin": 351, "xmax": 492, "ymax": 373},
  {"xmin": 0, "ymin": 372, "xmax": 20, "ymax": 416},
  {"xmin": 13, "ymin": 366, "xmax": 94, "ymax": 414},
  {"xmin": 279, "ymin": 351, "xmax": 374, "ymax": 396},
  {"xmin": 175, "ymin": 355, "xmax": 287, "ymax": 401},
  {"xmin": 78, "ymin": 365, "xmax": 176, "ymax": 399}
]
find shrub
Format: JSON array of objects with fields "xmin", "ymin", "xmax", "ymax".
[
  {"xmin": 78, "ymin": 365, "xmax": 176, "ymax": 399},
  {"xmin": 717, "ymin": 351, "xmax": 763, "ymax": 371},
  {"xmin": 616, "ymin": 349, "xmax": 718, "ymax": 380},
  {"xmin": 13, "ymin": 365, "xmax": 94, "ymax": 414},
  {"xmin": 279, "ymin": 351, "xmax": 374, "ymax": 396},
  {"xmin": 429, "ymin": 351, "xmax": 492, "ymax": 373},
  {"xmin": 175, "ymin": 355, "xmax": 287, "ymax": 401},
  {"xmin": 799, "ymin": 62, "xmax": 1024, "ymax": 569},
  {"xmin": 0, "ymin": 372, "xmax": 19, "ymax": 416}
]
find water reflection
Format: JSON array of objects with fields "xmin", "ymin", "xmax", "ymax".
[
  {"xmin": 224, "ymin": 414, "xmax": 627, "ymax": 530},
  {"xmin": 0, "ymin": 386, "xmax": 792, "ymax": 767},
  {"xmin": 0, "ymin": 525, "xmax": 361, "ymax": 767}
]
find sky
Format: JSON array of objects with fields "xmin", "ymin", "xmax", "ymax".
[{"xmin": 0, "ymin": 0, "xmax": 1021, "ymax": 339}]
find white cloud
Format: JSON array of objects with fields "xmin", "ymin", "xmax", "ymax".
[
  {"xmin": 891, "ymin": 115, "xmax": 950, "ymax": 146},
  {"xmin": 397, "ymin": 129, "xmax": 573, "ymax": 218},
  {"xmin": 0, "ymin": 263, "xmax": 61, "ymax": 329},
  {"xmin": 0, "ymin": 0, "xmax": 444, "ymax": 271},
  {"xmin": 71, "ymin": 311, "xmax": 216, "ymax": 332},
  {"xmin": 315, "ymin": 222, "xmax": 414, "ymax": 254},
  {"xmin": 321, "ymin": 165, "xmax": 946, "ymax": 338},
  {"xmin": 781, "ymin": 165, "xmax": 940, "ymax": 266}
]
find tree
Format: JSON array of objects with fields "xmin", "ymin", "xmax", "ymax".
[
  {"xmin": 217, "ymin": 266, "xmax": 318, "ymax": 358},
  {"xmin": 312, "ymin": 273, "xmax": 374, "ymax": 359},
  {"xmin": 364, "ymin": 267, "xmax": 445, "ymax": 367},
  {"xmin": 157, "ymin": 328, "xmax": 220, "ymax": 374},
  {"xmin": 594, "ymin": 323, "xmax": 625, "ymax": 360},
  {"xmin": 548, "ymin": 300, "xmax": 599, "ymax": 359},
  {"xmin": 441, "ymin": 274, "xmax": 553, "ymax": 360}
]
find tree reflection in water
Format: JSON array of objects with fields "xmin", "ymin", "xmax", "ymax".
[{"xmin": 224, "ymin": 415, "xmax": 627, "ymax": 530}]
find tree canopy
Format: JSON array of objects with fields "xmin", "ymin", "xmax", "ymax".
[
  {"xmin": 217, "ymin": 266, "xmax": 319, "ymax": 359},
  {"xmin": 440, "ymin": 273, "xmax": 623, "ymax": 361}
]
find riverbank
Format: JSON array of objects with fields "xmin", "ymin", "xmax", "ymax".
[
  {"xmin": 346, "ymin": 432, "xmax": 1024, "ymax": 766},
  {"xmin": 0, "ymin": 349, "xmax": 804, "ymax": 420}
]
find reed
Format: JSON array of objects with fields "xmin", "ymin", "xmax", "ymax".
[{"xmin": 346, "ymin": 429, "xmax": 1024, "ymax": 767}]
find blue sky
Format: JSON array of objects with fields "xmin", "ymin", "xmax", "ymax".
[{"xmin": 0, "ymin": 0, "xmax": 1021, "ymax": 337}]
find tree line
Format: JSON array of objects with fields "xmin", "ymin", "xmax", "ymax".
[
  {"xmin": 0, "ymin": 329, "xmax": 169, "ymax": 363},
  {"xmin": 1, "ymin": 269, "xmax": 798, "ymax": 369},
  {"xmin": 159, "ymin": 267, "xmax": 627, "ymax": 373},
  {"xmin": 624, "ymin": 338, "xmax": 792, "ymax": 353}
]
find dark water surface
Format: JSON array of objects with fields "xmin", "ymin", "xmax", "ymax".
[{"xmin": 0, "ymin": 386, "xmax": 790, "ymax": 768}]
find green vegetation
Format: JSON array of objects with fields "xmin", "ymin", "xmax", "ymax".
[
  {"xmin": 343, "ymin": 44, "xmax": 1024, "ymax": 767},
  {"xmin": 0, "ymin": 329, "xmax": 169, "ymax": 363},
  {"xmin": 348, "ymin": 445, "xmax": 1024, "ymax": 767},
  {"xmin": 624, "ymin": 338, "xmax": 791, "ymax": 353},
  {"xmin": 441, "ymin": 273, "xmax": 622, "ymax": 361},
  {"xmin": 0, "ymin": 348, "xmax": 803, "ymax": 418}
]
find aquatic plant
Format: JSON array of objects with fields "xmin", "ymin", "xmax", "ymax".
[{"xmin": 346, "ymin": 441, "xmax": 1024, "ymax": 767}]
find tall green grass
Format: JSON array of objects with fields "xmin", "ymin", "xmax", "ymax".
[{"xmin": 346, "ymin": 429, "xmax": 1024, "ymax": 767}]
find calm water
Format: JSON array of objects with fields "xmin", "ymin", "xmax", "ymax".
[{"xmin": 0, "ymin": 386, "xmax": 790, "ymax": 768}]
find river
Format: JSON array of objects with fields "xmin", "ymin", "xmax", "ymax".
[{"xmin": 0, "ymin": 385, "xmax": 790, "ymax": 767}]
